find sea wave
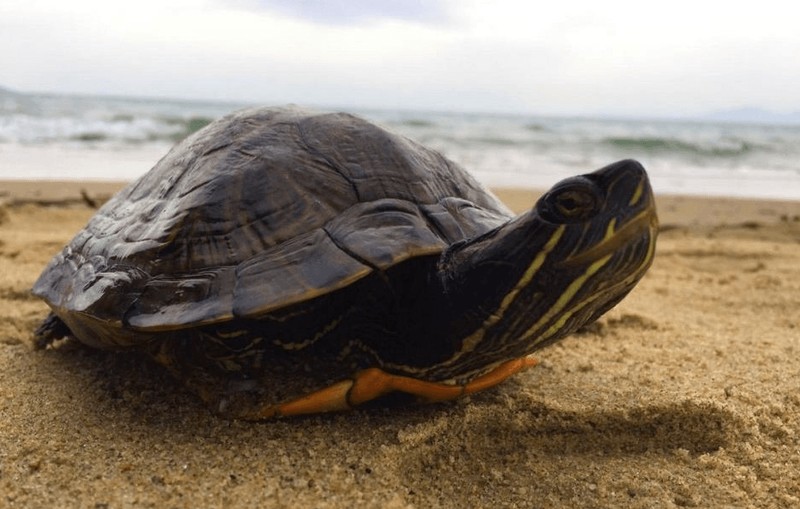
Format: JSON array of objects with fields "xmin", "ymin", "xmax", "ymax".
[
  {"xmin": 0, "ymin": 91, "xmax": 241, "ymax": 147},
  {"xmin": 601, "ymin": 135, "xmax": 762, "ymax": 158},
  {"xmin": 2, "ymin": 90, "xmax": 800, "ymax": 198},
  {"xmin": 0, "ymin": 112, "xmax": 216, "ymax": 146},
  {"xmin": 394, "ymin": 118, "xmax": 437, "ymax": 128}
]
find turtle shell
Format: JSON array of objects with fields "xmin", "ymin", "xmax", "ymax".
[{"xmin": 33, "ymin": 107, "xmax": 511, "ymax": 346}]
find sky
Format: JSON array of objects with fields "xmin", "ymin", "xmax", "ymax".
[{"xmin": 2, "ymin": 0, "xmax": 800, "ymax": 117}]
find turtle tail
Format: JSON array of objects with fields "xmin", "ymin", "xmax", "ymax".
[{"xmin": 33, "ymin": 312, "xmax": 73, "ymax": 350}]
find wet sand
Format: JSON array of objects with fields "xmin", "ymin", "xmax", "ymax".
[{"xmin": 1, "ymin": 181, "xmax": 799, "ymax": 508}]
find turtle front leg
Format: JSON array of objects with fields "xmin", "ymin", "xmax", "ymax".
[
  {"xmin": 153, "ymin": 336, "xmax": 538, "ymax": 420},
  {"xmin": 235, "ymin": 355, "xmax": 539, "ymax": 420},
  {"xmin": 33, "ymin": 312, "xmax": 73, "ymax": 349}
]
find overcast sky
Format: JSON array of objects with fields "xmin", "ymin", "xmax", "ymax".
[{"xmin": 2, "ymin": 0, "xmax": 799, "ymax": 117}]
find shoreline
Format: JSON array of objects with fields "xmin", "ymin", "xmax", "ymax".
[
  {"xmin": 2, "ymin": 179, "xmax": 798, "ymax": 228},
  {"xmin": 3, "ymin": 144, "xmax": 800, "ymax": 201}
]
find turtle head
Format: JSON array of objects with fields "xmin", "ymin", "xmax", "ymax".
[
  {"xmin": 529, "ymin": 158, "xmax": 658, "ymax": 326},
  {"xmin": 433, "ymin": 159, "xmax": 657, "ymax": 379}
]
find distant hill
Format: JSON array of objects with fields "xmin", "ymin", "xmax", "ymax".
[
  {"xmin": 0, "ymin": 85, "xmax": 22, "ymax": 97},
  {"xmin": 705, "ymin": 107, "xmax": 800, "ymax": 125}
]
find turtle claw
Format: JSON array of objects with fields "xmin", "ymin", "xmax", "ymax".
[{"xmin": 33, "ymin": 312, "xmax": 72, "ymax": 350}]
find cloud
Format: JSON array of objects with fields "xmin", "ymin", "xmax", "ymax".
[
  {"xmin": 2, "ymin": 0, "xmax": 800, "ymax": 115},
  {"xmin": 247, "ymin": 0, "xmax": 449, "ymax": 25}
]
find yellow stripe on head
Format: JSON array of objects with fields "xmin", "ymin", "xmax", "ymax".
[
  {"xmin": 604, "ymin": 218, "xmax": 617, "ymax": 240},
  {"xmin": 628, "ymin": 180, "xmax": 645, "ymax": 206},
  {"xmin": 521, "ymin": 253, "xmax": 613, "ymax": 345},
  {"xmin": 449, "ymin": 225, "xmax": 566, "ymax": 360}
]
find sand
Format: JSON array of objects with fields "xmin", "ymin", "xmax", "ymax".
[{"xmin": 1, "ymin": 181, "xmax": 799, "ymax": 508}]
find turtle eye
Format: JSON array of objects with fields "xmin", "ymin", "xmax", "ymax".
[
  {"xmin": 538, "ymin": 178, "xmax": 603, "ymax": 224},
  {"xmin": 554, "ymin": 190, "xmax": 596, "ymax": 218}
]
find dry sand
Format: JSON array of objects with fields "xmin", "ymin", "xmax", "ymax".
[{"xmin": 1, "ymin": 181, "xmax": 799, "ymax": 508}]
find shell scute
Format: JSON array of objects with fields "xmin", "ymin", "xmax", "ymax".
[
  {"xmin": 324, "ymin": 198, "xmax": 447, "ymax": 269},
  {"xmin": 232, "ymin": 228, "xmax": 371, "ymax": 317},
  {"xmin": 126, "ymin": 268, "xmax": 235, "ymax": 330}
]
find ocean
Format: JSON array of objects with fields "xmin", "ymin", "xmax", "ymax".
[{"xmin": 2, "ymin": 90, "xmax": 799, "ymax": 200}]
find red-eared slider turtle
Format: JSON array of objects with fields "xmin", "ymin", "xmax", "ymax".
[{"xmin": 33, "ymin": 107, "xmax": 658, "ymax": 420}]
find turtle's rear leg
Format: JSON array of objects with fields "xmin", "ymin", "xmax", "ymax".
[{"xmin": 33, "ymin": 312, "xmax": 73, "ymax": 349}]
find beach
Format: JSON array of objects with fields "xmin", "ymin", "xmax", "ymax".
[{"xmin": 1, "ymin": 181, "xmax": 799, "ymax": 508}]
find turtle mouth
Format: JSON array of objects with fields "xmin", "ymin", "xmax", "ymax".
[{"xmin": 557, "ymin": 207, "xmax": 658, "ymax": 269}]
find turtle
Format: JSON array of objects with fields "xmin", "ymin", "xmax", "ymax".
[{"xmin": 32, "ymin": 107, "xmax": 658, "ymax": 420}]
